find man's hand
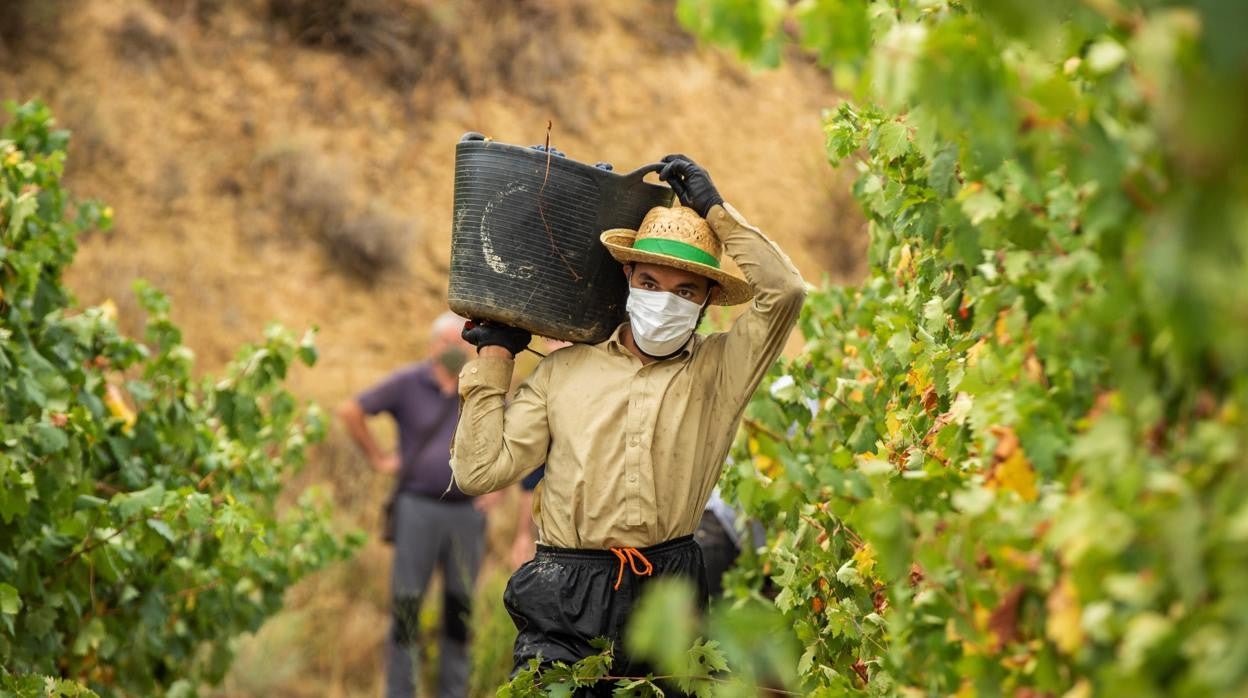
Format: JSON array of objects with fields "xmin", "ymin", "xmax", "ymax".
[
  {"xmin": 462, "ymin": 320, "xmax": 531, "ymax": 358},
  {"xmin": 371, "ymin": 453, "xmax": 400, "ymax": 475},
  {"xmin": 658, "ymin": 154, "xmax": 724, "ymax": 218}
]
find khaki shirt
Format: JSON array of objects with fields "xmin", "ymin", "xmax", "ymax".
[{"xmin": 451, "ymin": 203, "xmax": 806, "ymax": 549}]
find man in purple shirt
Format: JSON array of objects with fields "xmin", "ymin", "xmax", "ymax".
[{"xmin": 337, "ymin": 311, "xmax": 491, "ymax": 698}]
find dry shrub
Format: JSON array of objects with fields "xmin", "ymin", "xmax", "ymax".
[
  {"xmin": 150, "ymin": 0, "xmax": 226, "ymax": 25},
  {"xmin": 112, "ymin": 8, "xmax": 179, "ymax": 65},
  {"xmin": 265, "ymin": 146, "xmax": 413, "ymax": 282},
  {"xmin": 266, "ymin": 0, "xmax": 442, "ymax": 89},
  {"xmin": 58, "ymin": 93, "xmax": 124, "ymax": 170},
  {"xmin": 0, "ymin": 0, "xmax": 65, "ymax": 61},
  {"xmin": 618, "ymin": 0, "xmax": 697, "ymax": 54},
  {"xmin": 333, "ymin": 208, "xmax": 417, "ymax": 281},
  {"xmin": 263, "ymin": 0, "xmax": 600, "ymax": 124},
  {"xmin": 802, "ymin": 183, "xmax": 869, "ymax": 282}
]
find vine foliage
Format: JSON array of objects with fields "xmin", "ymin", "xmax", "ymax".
[
  {"xmin": 0, "ymin": 101, "xmax": 360, "ymax": 696},
  {"xmin": 680, "ymin": 0, "xmax": 1248, "ymax": 695}
]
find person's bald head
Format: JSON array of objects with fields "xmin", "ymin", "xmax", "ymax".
[{"xmin": 430, "ymin": 311, "xmax": 469, "ymax": 356}]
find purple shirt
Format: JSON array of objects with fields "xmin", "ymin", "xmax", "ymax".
[{"xmin": 357, "ymin": 361, "xmax": 470, "ymax": 502}]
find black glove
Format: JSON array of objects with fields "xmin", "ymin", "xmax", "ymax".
[
  {"xmin": 461, "ymin": 320, "xmax": 532, "ymax": 357},
  {"xmin": 658, "ymin": 154, "xmax": 724, "ymax": 217}
]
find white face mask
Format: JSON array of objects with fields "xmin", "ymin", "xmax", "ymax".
[{"xmin": 625, "ymin": 287, "xmax": 705, "ymax": 357}]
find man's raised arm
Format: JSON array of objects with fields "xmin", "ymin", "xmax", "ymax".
[
  {"xmin": 450, "ymin": 334, "xmax": 550, "ymax": 495},
  {"xmin": 655, "ymin": 154, "xmax": 807, "ymax": 399},
  {"xmin": 708, "ymin": 201, "xmax": 807, "ymax": 395}
]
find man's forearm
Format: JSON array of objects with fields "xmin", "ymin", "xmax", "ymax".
[
  {"xmin": 703, "ymin": 203, "xmax": 807, "ymax": 402},
  {"xmin": 451, "ymin": 356, "xmax": 516, "ymax": 494},
  {"xmin": 451, "ymin": 355, "xmax": 549, "ymax": 495},
  {"xmin": 709, "ymin": 202, "xmax": 807, "ymax": 313},
  {"xmin": 478, "ymin": 345, "xmax": 514, "ymax": 360},
  {"xmin": 336, "ymin": 401, "xmax": 385, "ymax": 463}
]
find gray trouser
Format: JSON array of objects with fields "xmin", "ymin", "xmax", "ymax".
[{"xmin": 385, "ymin": 493, "xmax": 485, "ymax": 698}]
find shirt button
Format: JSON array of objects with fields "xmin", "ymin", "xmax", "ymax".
[
  {"xmin": 629, "ymin": 436, "xmax": 639, "ymax": 446},
  {"xmin": 471, "ymin": 367, "xmax": 478, "ymax": 374},
  {"xmin": 628, "ymin": 474, "xmax": 638, "ymax": 483}
]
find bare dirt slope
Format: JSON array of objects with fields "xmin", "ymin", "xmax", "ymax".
[{"xmin": 3, "ymin": 1, "xmax": 864, "ymax": 694}]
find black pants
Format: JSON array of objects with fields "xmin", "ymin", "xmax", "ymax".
[{"xmin": 503, "ymin": 535, "xmax": 709, "ymax": 694}]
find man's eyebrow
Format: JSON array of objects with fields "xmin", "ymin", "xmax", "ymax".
[
  {"xmin": 674, "ymin": 281, "xmax": 704, "ymax": 291},
  {"xmin": 636, "ymin": 271, "xmax": 658, "ymax": 282}
]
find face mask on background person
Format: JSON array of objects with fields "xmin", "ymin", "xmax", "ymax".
[
  {"xmin": 625, "ymin": 287, "xmax": 706, "ymax": 357},
  {"xmin": 438, "ymin": 347, "xmax": 468, "ymax": 374}
]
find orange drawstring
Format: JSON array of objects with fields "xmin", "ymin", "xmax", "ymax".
[{"xmin": 609, "ymin": 547, "xmax": 654, "ymax": 590}]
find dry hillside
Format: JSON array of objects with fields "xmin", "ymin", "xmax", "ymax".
[{"xmin": 2, "ymin": 0, "xmax": 864, "ymax": 694}]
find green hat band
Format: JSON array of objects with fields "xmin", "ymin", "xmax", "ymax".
[{"xmin": 631, "ymin": 237, "xmax": 720, "ymax": 269}]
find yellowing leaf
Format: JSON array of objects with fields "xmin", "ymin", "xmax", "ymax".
[
  {"xmin": 994, "ymin": 311, "xmax": 1013, "ymax": 345},
  {"xmin": 104, "ymin": 384, "xmax": 137, "ymax": 433},
  {"xmin": 756, "ymin": 454, "xmax": 782, "ymax": 479},
  {"xmin": 886, "ymin": 412, "xmax": 902, "ymax": 438},
  {"xmin": 848, "ymin": 388, "xmax": 865, "ymax": 403},
  {"xmin": 100, "ymin": 299, "xmax": 119, "ymax": 322},
  {"xmin": 1219, "ymin": 401, "xmax": 1240, "ymax": 425},
  {"xmin": 987, "ymin": 426, "xmax": 1038, "ymax": 501},
  {"xmin": 973, "ymin": 602, "xmax": 990, "ymax": 633},
  {"xmin": 895, "ymin": 244, "xmax": 914, "ymax": 282},
  {"xmin": 989, "ymin": 450, "xmax": 1038, "ymax": 501},
  {"xmin": 1046, "ymin": 576, "xmax": 1084, "ymax": 655},
  {"xmin": 905, "ymin": 367, "xmax": 931, "ymax": 393},
  {"xmin": 853, "ymin": 543, "xmax": 877, "ymax": 577},
  {"xmin": 966, "ymin": 337, "xmax": 989, "ymax": 366},
  {"xmin": 1024, "ymin": 351, "xmax": 1045, "ymax": 383}
]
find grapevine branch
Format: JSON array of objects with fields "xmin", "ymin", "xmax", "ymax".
[
  {"xmin": 173, "ymin": 579, "xmax": 223, "ymax": 598},
  {"xmin": 576, "ymin": 674, "xmax": 803, "ymax": 697},
  {"xmin": 743, "ymin": 418, "xmax": 784, "ymax": 442},
  {"xmin": 58, "ymin": 516, "xmax": 141, "ymax": 568}
]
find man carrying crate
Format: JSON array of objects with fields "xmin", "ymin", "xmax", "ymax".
[{"xmin": 450, "ymin": 154, "xmax": 806, "ymax": 687}]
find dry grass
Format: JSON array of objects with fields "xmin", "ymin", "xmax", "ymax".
[
  {"xmin": 261, "ymin": 146, "xmax": 414, "ymax": 283},
  {"xmin": 266, "ymin": 0, "xmax": 443, "ymax": 89},
  {"xmin": 149, "ymin": 0, "xmax": 227, "ymax": 25},
  {"xmin": 801, "ymin": 182, "xmax": 870, "ymax": 282},
  {"xmin": 332, "ymin": 207, "xmax": 418, "ymax": 281},
  {"xmin": 112, "ymin": 7, "xmax": 179, "ymax": 65},
  {"xmin": 262, "ymin": 0, "xmax": 610, "ymax": 127},
  {"xmin": 0, "ymin": 0, "xmax": 65, "ymax": 61}
]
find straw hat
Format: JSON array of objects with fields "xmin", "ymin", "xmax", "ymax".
[{"xmin": 600, "ymin": 206, "xmax": 753, "ymax": 306}]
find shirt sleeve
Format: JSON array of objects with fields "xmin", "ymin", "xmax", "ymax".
[
  {"xmin": 450, "ymin": 355, "xmax": 551, "ymax": 495},
  {"xmin": 703, "ymin": 202, "xmax": 808, "ymax": 405},
  {"xmin": 356, "ymin": 370, "xmax": 407, "ymax": 417}
]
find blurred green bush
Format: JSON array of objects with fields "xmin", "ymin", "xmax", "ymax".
[
  {"xmin": 673, "ymin": 0, "xmax": 1248, "ymax": 695},
  {"xmin": 0, "ymin": 100, "xmax": 361, "ymax": 696}
]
